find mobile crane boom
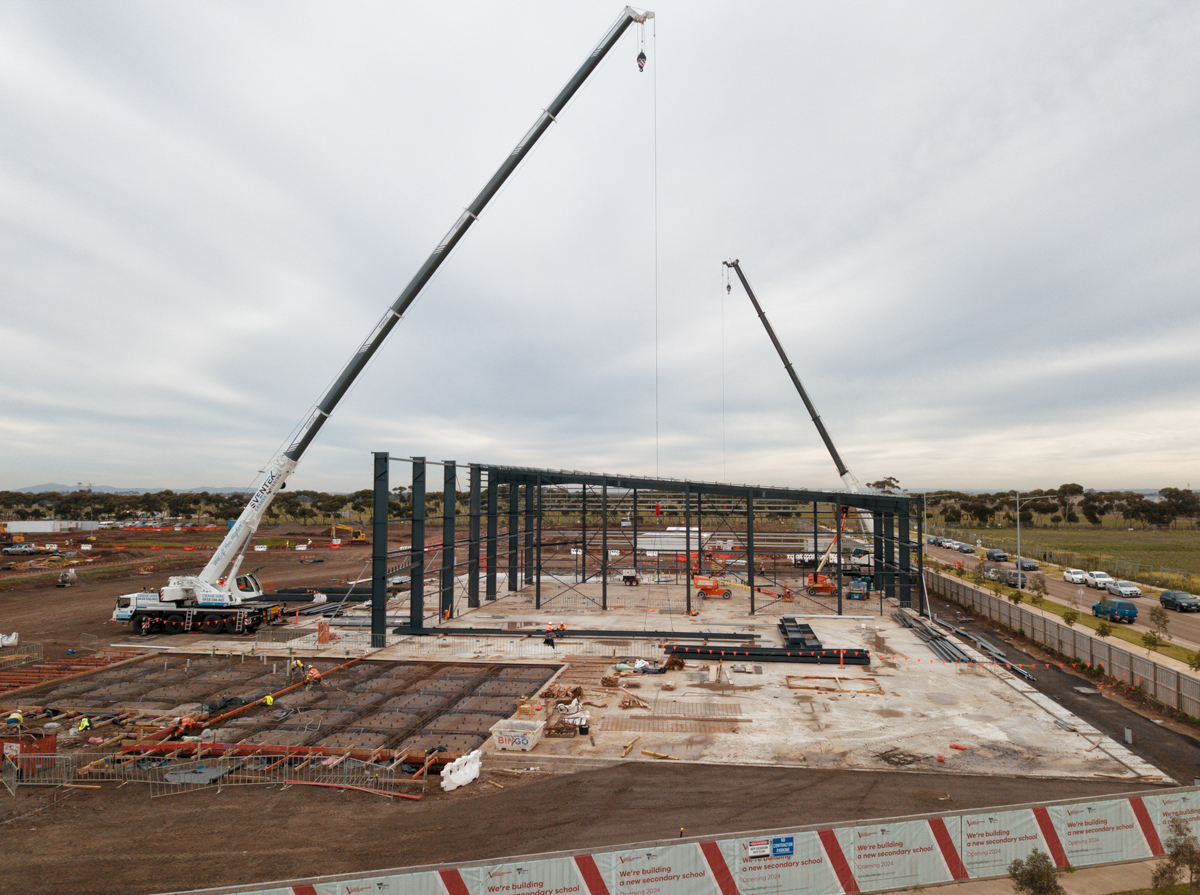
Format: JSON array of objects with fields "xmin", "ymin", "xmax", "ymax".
[
  {"xmin": 117, "ymin": 8, "xmax": 655, "ymax": 619},
  {"xmin": 723, "ymin": 259, "xmax": 862, "ymax": 494}
]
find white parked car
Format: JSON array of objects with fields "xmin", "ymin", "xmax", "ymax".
[
  {"xmin": 1106, "ymin": 580, "xmax": 1142, "ymax": 598},
  {"xmin": 1085, "ymin": 571, "xmax": 1114, "ymax": 589},
  {"xmin": 1062, "ymin": 568, "xmax": 1086, "ymax": 584}
]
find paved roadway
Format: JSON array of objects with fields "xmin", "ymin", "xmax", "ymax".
[{"xmin": 925, "ymin": 541, "xmax": 1200, "ymax": 651}]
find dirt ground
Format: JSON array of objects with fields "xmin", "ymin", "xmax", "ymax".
[
  {"xmin": 0, "ymin": 527, "xmax": 1194, "ymax": 895},
  {"xmin": 0, "ymin": 763, "xmax": 1155, "ymax": 895}
]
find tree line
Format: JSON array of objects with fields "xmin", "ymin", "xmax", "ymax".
[{"xmin": 928, "ymin": 484, "xmax": 1200, "ymax": 529}]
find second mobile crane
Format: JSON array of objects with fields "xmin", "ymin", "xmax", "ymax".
[
  {"xmin": 114, "ymin": 7, "xmax": 656, "ymax": 636},
  {"xmin": 723, "ymin": 258, "xmax": 874, "ymax": 542}
]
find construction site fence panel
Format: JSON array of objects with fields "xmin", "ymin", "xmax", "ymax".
[
  {"xmin": 0, "ymin": 643, "xmax": 43, "ymax": 672},
  {"xmin": 924, "ymin": 571, "xmax": 1200, "ymax": 720},
  {"xmin": 3, "ymin": 750, "xmax": 421, "ymax": 799},
  {"xmin": 162, "ymin": 786, "xmax": 1200, "ymax": 895}
]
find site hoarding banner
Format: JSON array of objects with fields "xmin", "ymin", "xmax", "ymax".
[
  {"xmin": 959, "ymin": 808, "xmax": 1051, "ymax": 878},
  {"xmin": 1147, "ymin": 790, "xmax": 1200, "ymax": 837},
  {"xmin": 732, "ymin": 830, "xmax": 841, "ymax": 895},
  {"xmin": 1047, "ymin": 797, "xmax": 1154, "ymax": 868},
  {"xmin": 207, "ymin": 788, "xmax": 1200, "ymax": 895}
]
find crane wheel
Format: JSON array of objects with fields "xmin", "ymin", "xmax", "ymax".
[
  {"xmin": 806, "ymin": 586, "xmax": 818, "ymax": 597},
  {"xmin": 164, "ymin": 615, "xmax": 185, "ymax": 635},
  {"xmin": 201, "ymin": 615, "xmax": 224, "ymax": 634},
  {"xmin": 223, "ymin": 618, "xmax": 241, "ymax": 635},
  {"xmin": 721, "ymin": 590, "xmax": 732, "ymax": 600}
]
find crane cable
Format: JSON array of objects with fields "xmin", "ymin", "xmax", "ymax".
[
  {"xmin": 722, "ymin": 264, "xmax": 729, "ymax": 482},
  {"xmin": 648, "ymin": 17, "xmax": 659, "ymax": 478}
]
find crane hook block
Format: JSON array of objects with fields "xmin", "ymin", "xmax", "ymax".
[{"xmin": 637, "ymin": 51, "xmax": 647, "ymax": 72}]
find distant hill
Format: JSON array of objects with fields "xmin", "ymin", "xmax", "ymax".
[{"xmin": 13, "ymin": 483, "xmax": 253, "ymax": 495}]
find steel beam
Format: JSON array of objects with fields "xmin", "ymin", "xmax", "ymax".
[
  {"xmin": 684, "ymin": 483, "xmax": 692, "ymax": 614},
  {"xmin": 601, "ymin": 477, "xmax": 608, "ymax": 610},
  {"xmin": 899, "ymin": 503, "xmax": 911, "ymax": 609},
  {"xmin": 747, "ymin": 489, "xmax": 755, "ymax": 615},
  {"xmin": 535, "ymin": 474, "xmax": 543, "ymax": 610},
  {"xmin": 524, "ymin": 483, "xmax": 534, "ymax": 586}
]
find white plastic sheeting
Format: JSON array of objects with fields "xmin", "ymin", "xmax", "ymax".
[{"xmin": 439, "ymin": 749, "xmax": 481, "ymax": 792}]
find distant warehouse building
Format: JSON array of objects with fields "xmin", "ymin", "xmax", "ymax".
[{"xmin": 5, "ymin": 520, "xmax": 99, "ymax": 533}]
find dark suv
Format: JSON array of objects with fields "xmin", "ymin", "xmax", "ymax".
[
  {"xmin": 986, "ymin": 549, "xmax": 1008, "ymax": 562},
  {"xmin": 1161, "ymin": 591, "xmax": 1200, "ymax": 612},
  {"xmin": 1016, "ymin": 558, "xmax": 1039, "ymax": 571}
]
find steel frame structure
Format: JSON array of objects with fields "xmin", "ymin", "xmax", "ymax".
[{"xmin": 368, "ymin": 454, "xmax": 922, "ymax": 646}]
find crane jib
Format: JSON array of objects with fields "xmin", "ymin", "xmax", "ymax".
[{"xmin": 200, "ymin": 7, "xmax": 654, "ymax": 588}]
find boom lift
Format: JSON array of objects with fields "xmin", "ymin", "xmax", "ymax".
[{"xmin": 113, "ymin": 7, "xmax": 655, "ymax": 633}]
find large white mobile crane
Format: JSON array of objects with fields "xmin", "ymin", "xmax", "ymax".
[{"xmin": 114, "ymin": 7, "xmax": 655, "ymax": 635}]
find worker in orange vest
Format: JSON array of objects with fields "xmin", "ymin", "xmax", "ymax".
[{"xmin": 305, "ymin": 665, "xmax": 322, "ymax": 686}]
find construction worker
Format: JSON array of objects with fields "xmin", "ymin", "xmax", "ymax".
[
  {"xmin": 5, "ymin": 711, "xmax": 21, "ymax": 728},
  {"xmin": 263, "ymin": 694, "xmax": 274, "ymax": 707},
  {"xmin": 305, "ymin": 665, "xmax": 322, "ymax": 686},
  {"xmin": 542, "ymin": 624, "xmax": 556, "ymax": 650},
  {"xmin": 77, "ymin": 716, "xmax": 92, "ymax": 733}
]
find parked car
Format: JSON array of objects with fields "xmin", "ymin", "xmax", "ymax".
[
  {"xmin": 957, "ymin": 542, "xmax": 976, "ymax": 554},
  {"xmin": 927, "ymin": 536, "xmax": 943, "ymax": 546},
  {"xmin": 986, "ymin": 549, "xmax": 1008, "ymax": 562},
  {"xmin": 983, "ymin": 568, "xmax": 1002, "ymax": 581},
  {"xmin": 1085, "ymin": 571, "xmax": 1114, "ymax": 589},
  {"xmin": 1093, "ymin": 597, "xmax": 1137, "ymax": 624},
  {"xmin": 1105, "ymin": 580, "xmax": 1142, "ymax": 599},
  {"xmin": 1000, "ymin": 569, "xmax": 1027, "ymax": 588},
  {"xmin": 1161, "ymin": 591, "xmax": 1200, "ymax": 612},
  {"xmin": 1016, "ymin": 558, "xmax": 1039, "ymax": 571},
  {"xmin": 1062, "ymin": 568, "xmax": 1086, "ymax": 584},
  {"xmin": 1, "ymin": 544, "xmax": 35, "ymax": 555}
]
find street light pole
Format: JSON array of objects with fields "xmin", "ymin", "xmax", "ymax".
[{"xmin": 1012, "ymin": 490, "xmax": 1059, "ymax": 591}]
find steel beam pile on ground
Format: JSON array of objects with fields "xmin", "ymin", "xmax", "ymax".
[
  {"xmin": 663, "ymin": 643, "xmax": 871, "ymax": 665},
  {"xmin": 892, "ymin": 610, "xmax": 975, "ymax": 664},
  {"xmin": 930, "ymin": 613, "xmax": 1036, "ymax": 681}
]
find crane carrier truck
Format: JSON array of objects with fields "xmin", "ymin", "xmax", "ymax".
[{"xmin": 112, "ymin": 6, "xmax": 654, "ymax": 635}]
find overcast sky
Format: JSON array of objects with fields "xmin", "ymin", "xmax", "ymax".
[{"xmin": 2, "ymin": 1, "xmax": 1198, "ymax": 496}]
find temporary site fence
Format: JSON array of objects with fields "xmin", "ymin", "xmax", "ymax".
[
  {"xmin": 164, "ymin": 785, "xmax": 1199, "ymax": 895},
  {"xmin": 2, "ymin": 749, "xmax": 424, "ymax": 800},
  {"xmin": 0, "ymin": 643, "xmax": 43, "ymax": 672},
  {"xmin": 925, "ymin": 570, "xmax": 1200, "ymax": 719}
]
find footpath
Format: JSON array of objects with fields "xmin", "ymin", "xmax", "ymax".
[{"xmin": 887, "ymin": 857, "xmax": 1153, "ymax": 895}]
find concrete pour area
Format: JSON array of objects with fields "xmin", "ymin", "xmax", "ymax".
[
  {"xmin": 127, "ymin": 581, "xmax": 1170, "ymax": 783},
  {"xmin": 367, "ymin": 583, "xmax": 1168, "ymax": 782}
]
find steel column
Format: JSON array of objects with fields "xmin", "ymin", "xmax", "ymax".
[
  {"xmin": 916, "ymin": 496, "xmax": 926, "ymax": 617},
  {"xmin": 601, "ymin": 477, "xmax": 608, "ymax": 610},
  {"xmin": 524, "ymin": 483, "xmax": 534, "ymax": 586},
  {"xmin": 410, "ymin": 457, "xmax": 425, "ymax": 630},
  {"xmin": 684, "ymin": 484, "xmax": 692, "ymax": 613},
  {"xmin": 884, "ymin": 512, "xmax": 896, "ymax": 602},
  {"xmin": 835, "ymin": 494, "xmax": 843, "ymax": 617},
  {"xmin": 581, "ymin": 486, "xmax": 588, "ymax": 583},
  {"xmin": 370, "ymin": 451, "xmax": 389, "ymax": 648},
  {"xmin": 486, "ymin": 474, "xmax": 498, "ymax": 601},
  {"xmin": 878, "ymin": 508, "xmax": 888, "ymax": 614},
  {"xmin": 507, "ymin": 485, "xmax": 519, "ymax": 592},
  {"xmin": 747, "ymin": 490, "xmax": 755, "ymax": 615},
  {"xmin": 441, "ymin": 461, "xmax": 456, "ymax": 620},
  {"xmin": 696, "ymin": 489, "xmax": 704, "ymax": 577},
  {"xmin": 535, "ymin": 474, "xmax": 543, "ymax": 610},
  {"xmin": 899, "ymin": 503, "xmax": 911, "ymax": 609},
  {"xmin": 632, "ymin": 489, "xmax": 638, "ymax": 572},
  {"xmin": 467, "ymin": 464, "xmax": 481, "ymax": 609}
]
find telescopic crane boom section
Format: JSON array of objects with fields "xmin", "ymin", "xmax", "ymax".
[
  {"xmin": 194, "ymin": 7, "xmax": 655, "ymax": 594},
  {"xmin": 723, "ymin": 259, "xmax": 862, "ymax": 494}
]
